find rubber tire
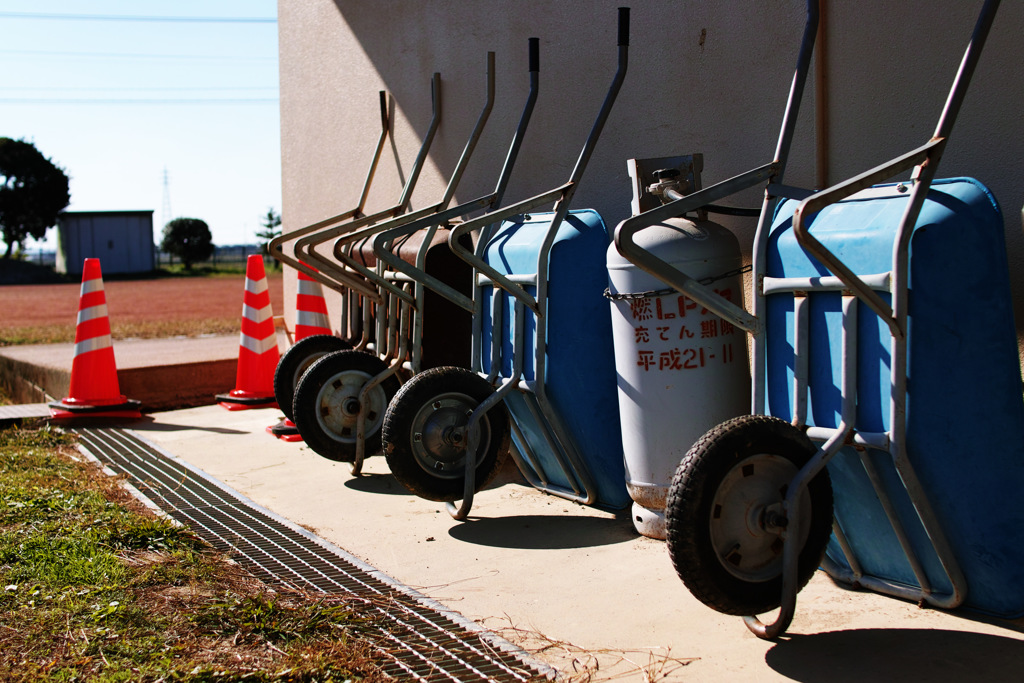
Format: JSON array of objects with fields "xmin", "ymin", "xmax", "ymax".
[
  {"xmin": 665, "ymin": 414, "xmax": 833, "ymax": 616},
  {"xmin": 291, "ymin": 349, "xmax": 400, "ymax": 462},
  {"xmin": 382, "ymin": 366, "xmax": 511, "ymax": 502},
  {"xmin": 274, "ymin": 335, "xmax": 352, "ymax": 421}
]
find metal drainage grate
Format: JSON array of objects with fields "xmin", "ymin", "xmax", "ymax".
[{"xmin": 73, "ymin": 426, "xmax": 553, "ymax": 682}]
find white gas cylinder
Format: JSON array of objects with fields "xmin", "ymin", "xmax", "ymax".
[{"xmin": 606, "ymin": 216, "xmax": 751, "ymax": 538}]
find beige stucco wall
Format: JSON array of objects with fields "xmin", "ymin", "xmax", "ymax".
[{"xmin": 277, "ymin": 0, "xmax": 1024, "ymax": 356}]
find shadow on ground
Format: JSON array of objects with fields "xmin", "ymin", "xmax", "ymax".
[
  {"xmin": 766, "ymin": 628, "xmax": 1024, "ymax": 681},
  {"xmin": 448, "ymin": 513, "xmax": 636, "ymax": 550},
  {"xmin": 344, "ymin": 472, "xmax": 413, "ymax": 496},
  {"xmin": 133, "ymin": 417, "xmax": 248, "ymax": 436}
]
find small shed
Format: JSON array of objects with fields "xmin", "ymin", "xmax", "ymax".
[{"xmin": 56, "ymin": 210, "xmax": 155, "ymax": 275}]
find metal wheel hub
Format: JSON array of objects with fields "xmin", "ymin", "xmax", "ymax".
[
  {"xmin": 292, "ymin": 352, "xmax": 328, "ymax": 389},
  {"xmin": 314, "ymin": 369, "xmax": 387, "ymax": 443},
  {"xmin": 709, "ymin": 454, "xmax": 812, "ymax": 583},
  {"xmin": 441, "ymin": 426, "xmax": 466, "ymax": 446},
  {"xmin": 410, "ymin": 393, "xmax": 487, "ymax": 479},
  {"xmin": 342, "ymin": 398, "xmax": 361, "ymax": 417}
]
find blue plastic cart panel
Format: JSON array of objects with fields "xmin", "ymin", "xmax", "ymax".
[
  {"xmin": 481, "ymin": 209, "xmax": 629, "ymax": 509},
  {"xmin": 767, "ymin": 178, "xmax": 1024, "ymax": 617}
]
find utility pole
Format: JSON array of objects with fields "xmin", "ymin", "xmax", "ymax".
[{"xmin": 161, "ymin": 167, "xmax": 172, "ymax": 229}]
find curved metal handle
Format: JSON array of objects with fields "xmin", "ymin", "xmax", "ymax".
[
  {"xmin": 290, "ymin": 72, "xmax": 445, "ymax": 299},
  {"xmin": 395, "ymin": 72, "xmax": 443, "ymax": 213},
  {"xmin": 323, "ymin": 53, "xmax": 495, "ymax": 305},
  {"xmin": 268, "ymin": 90, "xmax": 390, "ymax": 284},
  {"xmin": 791, "ymin": 0, "xmax": 1000, "ymax": 340},
  {"xmin": 613, "ymin": 165, "xmax": 773, "ymax": 334},
  {"xmin": 789, "ymin": 145, "xmax": 935, "ymax": 339},
  {"xmin": 322, "ymin": 52, "xmax": 497, "ymax": 300},
  {"xmin": 448, "ymin": 7, "xmax": 631, "ymax": 312},
  {"xmin": 446, "ymin": 185, "xmax": 570, "ymax": 313},
  {"xmin": 369, "ymin": 36, "xmax": 543, "ymax": 313},
  {"xmin": 612, "ymin": 0, "xmax": 820, "ymax": 335},
  {"xmin": 295, "ymin": 212, "xmax": 389, "ymax": 300},
  {"xmin": 435, "ymin": 52, "xmax": 495, "ymax": 210},
  {"xmin": 335, "ymin": 204, "xmax": 469, "ymax": 305}
]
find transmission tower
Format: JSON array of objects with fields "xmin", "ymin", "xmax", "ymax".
[{"xmin": 161, "ymin": 167, "xmax": 172, "ymax": 228}]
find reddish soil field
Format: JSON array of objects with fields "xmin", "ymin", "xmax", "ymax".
[{"xmin": 0, "ymin": 274, "xmax": 285, "ymax": 335}]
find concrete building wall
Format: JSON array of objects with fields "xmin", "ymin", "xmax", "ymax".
[
  {"xmin": 277, "ymin": 1, "xmax": 1024, "ymax": 354},
  {"xmin": 57, "ymin": 211, "xmax": 155, "ymax": 275}
]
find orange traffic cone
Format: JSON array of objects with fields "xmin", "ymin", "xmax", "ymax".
[
  {"xmin": 217, "ymin": 255, "xmax": 280, "ymax": 410},
  {"xmin": 268, "ymin": 263, "xmax": 332, "ymax": 440},
  {"xmin": 295, "ymin": 265, "xmax": 331, "ymax": 341},
  {"xmin": 49, "ymin": 258, "xmax": 141, "ymax": 419}
]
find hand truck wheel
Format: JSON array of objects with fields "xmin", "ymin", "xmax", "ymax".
[
  {"xmin": 292, "ymin": 349, "xmax": 399, "ymax": 462},
  {"xmin": 273, "ymin": 334, "xmax": 352, "ymax": 421},
  {"xmin": 382, "ymin": 366, "xmax": 511, "ymax": 502},
  {"xmin": 666, "ymin": 414, "xmax": 833, "ymax": 617}
]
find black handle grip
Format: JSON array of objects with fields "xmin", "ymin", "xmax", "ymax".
[
  {"xmin": 528, "ymin": 37, "xmax": 539, "ymax": 72},
  {"xmin": 618, "ymin": 7, "xmax": 630, "ymax": 46}
]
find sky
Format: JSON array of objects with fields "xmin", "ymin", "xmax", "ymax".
[{"xmin": 2, "ymin": 1, "xmax": 280, "ymax": 252}]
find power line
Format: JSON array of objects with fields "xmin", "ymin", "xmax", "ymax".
[
  {"xmin": 0, "ymin": 48, "xmax": 274, "ymax": 62},
  {"xmin": 0, "ymin": 98, "xmax": 278, "ymax": 105},
  {"xmin": 4, "ymin": 86, "xmax": 277, "ymax": 92},
  {"xmin": 0, "ymin": 12, "xmax": 276, "ymax": 23}
]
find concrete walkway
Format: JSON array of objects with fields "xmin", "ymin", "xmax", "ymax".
[{"xmin": 127, "ymin": 404, "xmax": 1024, "ymax": 682}]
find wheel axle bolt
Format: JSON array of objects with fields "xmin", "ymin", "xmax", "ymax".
[{"xmin": 764, "ymin": 510, "xmax": 789, "ymax": 531}]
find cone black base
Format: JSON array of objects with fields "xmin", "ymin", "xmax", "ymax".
[
  {"xmin": 49, "ymin": 398, "xmax": 142, "ymax": 420},
  {"xmin": 216, "ymin": 392, "xmax": 278, "ymax": 411},
  {"xmin": 266, "ymin": 418, "xmax": 303, "ymax": 442}
]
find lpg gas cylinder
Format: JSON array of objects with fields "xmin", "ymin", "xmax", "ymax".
[{"xmin": 606, "ymin": 216, "xmax": 750, "ymax": 538}]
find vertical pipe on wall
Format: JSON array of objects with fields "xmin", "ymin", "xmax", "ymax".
[{"xmin": 814, "ymin": 0, "xmax": 829, "ymax": 190}]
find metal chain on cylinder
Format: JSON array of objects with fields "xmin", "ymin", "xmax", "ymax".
[{"xmin": 603, "ymin": 264, "xmax": 752, "ymax": 300}]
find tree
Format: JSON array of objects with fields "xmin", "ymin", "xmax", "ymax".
[
  {"xmin": 255, "ymin": 207, "xmax": 281, "ymax": 257},
  {"xmin": 0, "ymin": 138, "xmax": 70, "ymax": 259},
  {"xmin": 161, "ymin": 217, "xmax": 214, "ymax": 269}
]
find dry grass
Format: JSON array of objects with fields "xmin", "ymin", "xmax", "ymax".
[
  {"xmin": 486, "ymin": 619, "xmax": 698, "ymax": 683},
  {"xmin": 1, "ymin": 318, "xmax": 240, "ymax": 346},
  {"xmin": 0, "ymin": 425, "xmax": 392, "ymax": 682}
]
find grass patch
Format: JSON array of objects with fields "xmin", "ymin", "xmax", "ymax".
[
  {"xmin": 0, "ymin": 424, "xmax": 389, "ymax": 682},
  {"xmin": 0, "ymin": 318, "xmax": 240, "ymax": 346}
]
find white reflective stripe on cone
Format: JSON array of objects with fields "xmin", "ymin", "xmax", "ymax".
[
  {"xmin": 242, "ymin": 303, "xmax": 273, "ymax": 324},
  {"xmin": 80, "ymin": 278, "xmax": 104, "ymax": 296},
  {"xmin": 240, "ymin": 333, "xmax": 277, "ymax": 355},
  {"xmin": 74, "ymin": 335, "xmax": 113, "ymax": 356},
  {"xmin": 296, "ymin": 310, "xmax": 329, "ymax": 328},
  {"xmin": 297, "ymin": 279, "xmax": 324, "ymax": 296},
  {"xmin": 77, "ymin": 304, "xmax": 109, "ymax": 325},
  {"xmin": 245, "ymin": 277, "xmax": 268, "ymax": 295}
]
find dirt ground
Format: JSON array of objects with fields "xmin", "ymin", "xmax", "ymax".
[{"xmin": 0, "ymin": 274, "xmax": 285, "ymax": 330}]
